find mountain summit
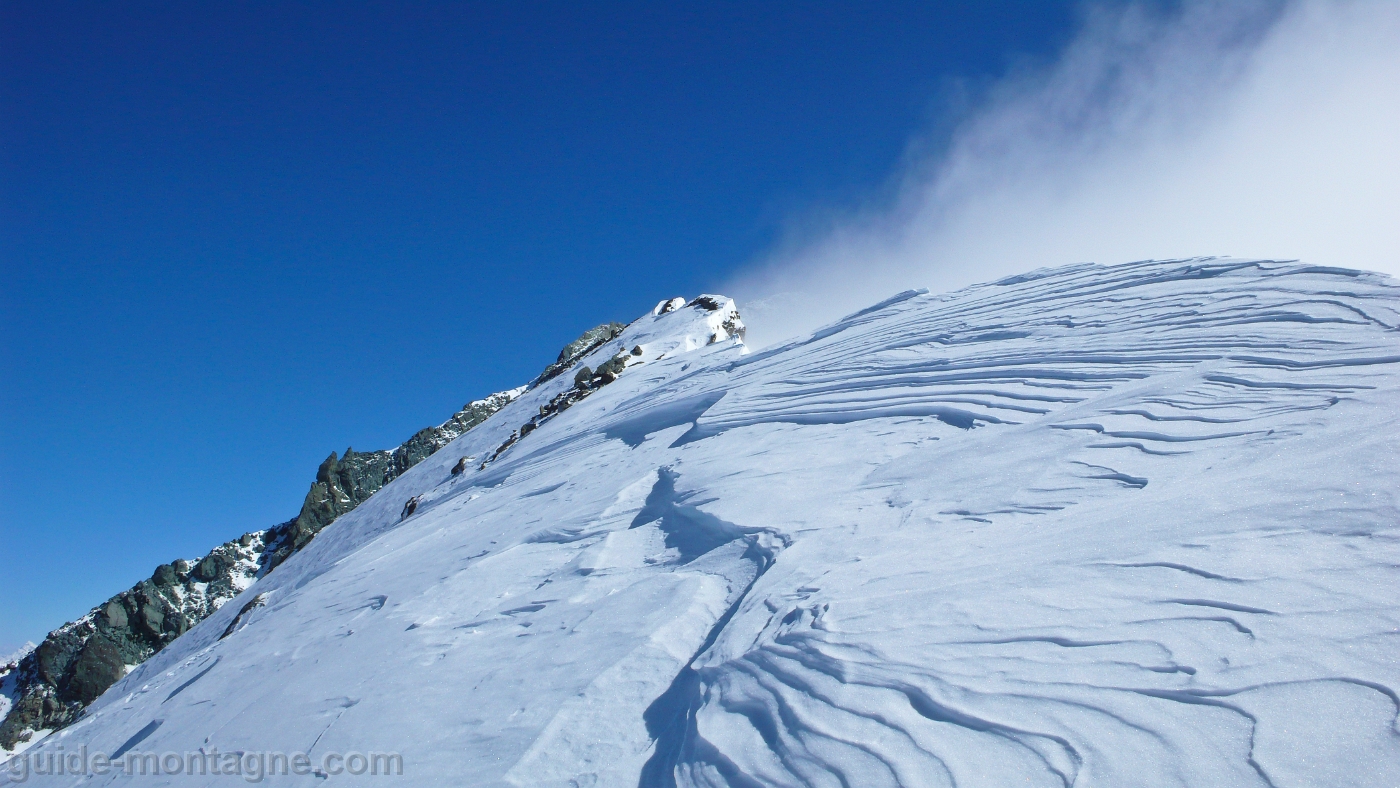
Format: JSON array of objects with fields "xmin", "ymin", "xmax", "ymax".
[{"xmin": 5, "ymin": 260, "xmax": 1399, "ymax": 787}]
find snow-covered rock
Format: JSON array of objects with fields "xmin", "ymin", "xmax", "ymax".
[
  {"xmin": 0, "ymin": 383, "xmax": 531, "ymax": 753},
  {"xmin": 5, "ymin": 260, "xmax": 1399, "ymax": 787}
]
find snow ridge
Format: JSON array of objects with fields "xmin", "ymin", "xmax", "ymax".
[
  {"xmin": 6, "ymin": 261, "xmax": 1400, "ymax": 787},
  {"xmin": 0, "ymin": 377, "xmax": 533, "ymax": 752}
]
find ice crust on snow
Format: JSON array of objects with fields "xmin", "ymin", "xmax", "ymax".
[{"xmin": 6, "ymin": 262, "xmax": 1400, "ymax": 787}]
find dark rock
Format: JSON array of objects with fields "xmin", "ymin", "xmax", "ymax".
[
  {"xmin": 34, "ymin": 639, "xmax": 74, "ymax": 687},
  {"xmin": 220, "ymin": 593, "xmax": 268, "ymax": 640},
  {"xmin": 687, "ymin": 295, "xmax": 723, "ymax": 311},
  {"xmin": 534, "ymin": 323, "xmax": 626, "ymax": 386},
  {"xmin": 192, "ymin": 554, "xmax": 227, "ymax": 583},
  {"xmin": 483, "ymin": 343, "xmax": 643, "ymax": 469},
  {"xmin": 596, "ymin": 353, "xmax": 628, "ymax": 378},
  {"xmin": 261, "ymin": 389, "xmax": 521, "ymax": 572},
  {"xmin": 139, "ymin": 602, "xmax": 165, "ymax": 637},
  {"xmin": 62, "ymin": 637, "xmax": 125, "ymax": 705},
  {"xmin": 151, "ymin": 564, "xmax": 178, "ymax": 586},
  {"xmin": 0, "ymin": 688, "xmax": 72, "ymax": 749},
  {"xmin": 451, "ymin": 456, "xmax": 468, "ymax": 475},
  {"xmin": 102, "ymin": 601, "xmax": 128, "ymax": 630}
]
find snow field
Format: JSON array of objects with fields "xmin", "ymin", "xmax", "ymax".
[{"xmin": 8, "ymin": 263, "xmax": 1399, "ymax": 787}]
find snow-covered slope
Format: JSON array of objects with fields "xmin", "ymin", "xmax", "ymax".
[
  {"xmin": 7, "ymin": 260, "xmax": 1399, "ymax": 787},
  {"xmin": 0, "ymin": 385, "xmax": 531, "ymax": 755}
]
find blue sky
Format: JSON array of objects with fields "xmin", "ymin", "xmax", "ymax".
[{"xmin": 0, "ymin": 2, "xmax": 1083, "ymax": 648}]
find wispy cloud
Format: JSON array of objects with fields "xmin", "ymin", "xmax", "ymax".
[{"xmin": 731, "ymin": 0, "xmax": 1400, "ymax": 347}]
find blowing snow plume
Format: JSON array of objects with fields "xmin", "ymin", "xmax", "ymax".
[{"xmin": 731, "ymin": 0, "xmax": 1400, "ymax": 348}]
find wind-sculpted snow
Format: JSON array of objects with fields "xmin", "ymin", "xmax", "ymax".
[{"xmin": 7, "ymin": 261, "xmax": 1400, "ymax": 787}]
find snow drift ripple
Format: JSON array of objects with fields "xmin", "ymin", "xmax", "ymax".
[{"xmin": 6, "ymin": 259, "xmax": 1400, "ymax": 788}]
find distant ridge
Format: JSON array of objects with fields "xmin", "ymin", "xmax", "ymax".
[{"xmin": 0, "ymin": 317, "xmax": 648, "ymax": 753}]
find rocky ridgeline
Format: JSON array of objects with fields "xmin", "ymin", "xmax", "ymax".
[
  {"xmin": 531, "ymin": 322, "xmax": 628, "ymax": 387},
  {"xmin": 480, "ymin": 330, "xmax": 632, "ymax": 468},
  {"xmin": 0, "ymin": 323, "xmax": 629, "ymax": 752},
  {"xmin": 479, "ymin": 296, "xmax": 743, "ymax": 470},
  {"xmin": 0, "ymin": 537, "xmax": 267, "ymax": 747},
  {"xmin": 261, "ymin": 386, "xmax": 526, "ymax": 572}
]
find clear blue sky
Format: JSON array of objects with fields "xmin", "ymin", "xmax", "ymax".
[{"xmin": 0, "ymin": 1, "xmax": 1082, "ymax": 649}]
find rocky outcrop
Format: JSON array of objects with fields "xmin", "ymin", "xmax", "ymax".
[
  {"xmin": 479, "ymin": 303, "xmax": 746, "ymax": 471},
  {"xmin": 0, "ymin": 537, "xmax": 265, "ymax": 749},
  {"xmin": 259, "ymin": 386, "xmax": 525, "ymax": 571},
  {"xmin": 482, "ymin": 344, "xmax": 643, "ymax": 469},
  {"xmin": 0, "ymin": 386, "xmax": 529, "ymax": 752},
  {"xmin": 532, "ymin": 323, "xmax": 627, "ymax": 386}
]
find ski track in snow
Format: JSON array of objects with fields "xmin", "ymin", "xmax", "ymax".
[{"xmin": 8, "ymin": 260, "xmax": 1400, "ymax": 787}]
